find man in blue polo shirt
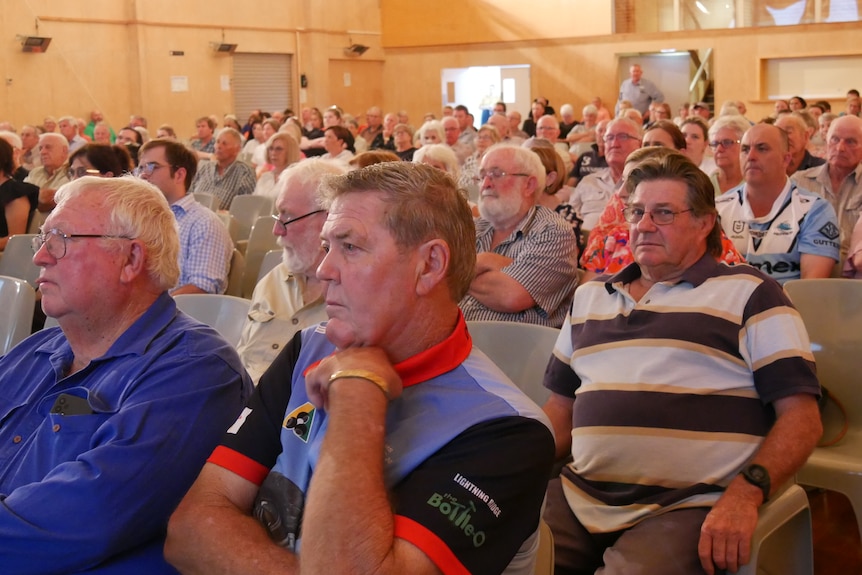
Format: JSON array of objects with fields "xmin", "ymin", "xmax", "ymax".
[{"xmin": 0, "ymin": 176, "xmax": 251, "ymax": 573}]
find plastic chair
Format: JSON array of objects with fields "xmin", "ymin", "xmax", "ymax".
[
  {"xmin": 466, "ymin": 320, "xmax": 559, "ymax": 406},
  {"xmin": 225, "ymin": 249, "xmax": 245, "ymax": 297},
  {"xmin": 736, "ymin": 483, "xmax": 813, "ymax": 575},
  {"xmin": 241, "ymin": 216, "xmax": 279, "ymax": 298},
  {"xmin": 228, "ymin": 195, "xmax": 274, "ymax": 244},
  {"xmin": 0, "ymin": 234, "xmax": 40, "ymax": 288},
  {"xmin": 257, "ymin": 249, "xmax": 282, "ymax": 284},
  {"xmin": 217, "ymin": 212, "xmax": 242, "ymax": 245},
  {"xmin": 535, "ymin": 519, "xmax": 554, "ymax": 575},
  {"xmin": 784, "ymin": 278, "xmax": 862, "ymax": 543},
  {"xmin": 193, "ymin": 192, "xmax": 217, "ymax": 211},
  {"xmin": 173, "ymin": 294, "xmax": 251, "ymax": 347},
  {"xmin": 0, "ymin": 275, "xmax": 36, "ymax": 355}
]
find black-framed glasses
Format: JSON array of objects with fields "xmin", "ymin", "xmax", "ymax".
[
  {"xmin": 471, "ymin": 169, "xmax": 530, "ymax": 184},
  {"xmin": 271, "ymin": 210, "xmax": 325, "ymax": 232},
  {"xmin": 32, "ymin": 228, "xmax": 134, "ymax": 260},
  {"xmin": 66, "ymin": 167, "xmax": 102, "ymax": 180},
  {"xmin": 623, "ymin": 207, "xmax": 693, "ymax": 226},
  {"xmin": 708, "ymin": 138, "xmax": 741, "ymax": 150},
  {"xmin": 133, "ymin": 162, "xmax": 174, "ymax": 178}
]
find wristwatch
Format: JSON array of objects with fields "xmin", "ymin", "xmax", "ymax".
[{"xmin": 740, "ymin": 464, "xmax": 771, "ymax": 503}]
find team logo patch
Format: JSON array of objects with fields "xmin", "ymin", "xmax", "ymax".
[
  {"xmin": 282, "ymin": 402, "xmax": 315, "ymax": 443},
  {"xmin": 733, "ymin": 220, "xmax": 746, "ymax": 234},
  {"xmin": 819, "ymin": 222, "xmax": 840, "ymax": 240},
  {"xmin": 777, "ymin": 222, "xmax": 792, "ymax": 231}
]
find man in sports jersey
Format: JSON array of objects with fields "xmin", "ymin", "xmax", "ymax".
[
  {"xmin": 716, "ymin": 122, "xmax": 839, "ymax": 283},
  {"xmin": 165, "ymin": 162, "xmax": 555, "ymax": 575},
  {"xmin": 543, "ymin": 152, "xmax": 822, "ymax": 575}
]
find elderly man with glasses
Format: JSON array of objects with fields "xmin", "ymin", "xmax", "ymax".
[
  {"xmin": 459, "ymin": 144, "xmax": 579, "ymax": 328},
  {"xmin": 236, "ymin": 160, "xmax": 346, "ymax": 384},
  {"xmin": 543, "ymin": 151, "xmax": 822, "ymax": 575},
  {"xmin": 0, "ymin": 175, "xmax": 251, "ymax": 573},
  {"xmin": 136, "ymin": 138, "xmax": 233, "ymax": 295},
  {"xmin": 568, "ymin": 118, "xmax": 643, "ymax": 230}
]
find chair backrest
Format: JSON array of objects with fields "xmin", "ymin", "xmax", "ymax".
[
  {"xmin": 173, "ymin": 294, "xmax": 251, "ymax": 347},
  {"xmin": 27, "ymin": 210, "xmax": 47, "ymax": 235},
  {"xmin": 467, "ymin": 320, "xmax": 559, "ymax": 405},
  {"xmin": 242, "ymin": 216, "xmax": 280, "ymax": 298},
  {"xmin": 0, "ymin": 274, "xmax": 36, "ymax": 355},
  {"xmin": 228, "ymin": 195, "xmax": 274, "ymax": 243},
  {"xmin": 193, "ymin": 192, "xmax": 217, "ymax": 211},
  {"xmin": 217, "ymin": 212, "xmax": 241, "ymax": 245},
  {"xmin": 784, "ymin": 279, "xmax": 862, "ymax": 430},
  {"xmin": 0, "ymin": 234, "xmax": 40, "ymax": 288},
  {"xmin": 225, "ymin": 248, "xmax": 245, "ymax": 297},
  {"xmin": 257, "ymin": 249, "xmax": 283, "ymax": 284}
]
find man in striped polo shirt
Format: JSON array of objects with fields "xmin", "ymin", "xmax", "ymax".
[{"xmin": 542, "ymin": 152, "xmax": 822, "ymax": 575}]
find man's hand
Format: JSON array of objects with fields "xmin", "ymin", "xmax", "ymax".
[
  {"xmin": 305, "ymin": 347, "xmax": 403, "ymax": 410},
  {"xmin": 697, "ymin": 482, "xmax": 760, "ymax": 575},
  {"xmin": 475, "ymin": 252, "xmax": 514, "ymax": 275}
]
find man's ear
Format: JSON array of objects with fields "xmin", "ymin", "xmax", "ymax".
[
  {"xmin": 174, "ymin": 166, "xmax": 187, "ymax": 186},
  {"xmin": 119, "ymin": 240, "xmax": 147, "ymax": 284},
  {"xmin": 415, "ymin": 239, "xmax": 450, "ymax": 296}
]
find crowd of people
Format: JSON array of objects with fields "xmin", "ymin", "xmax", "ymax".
[{"xmin": 0, "ymin": 72, "xmax": 859, "ymax": 573}]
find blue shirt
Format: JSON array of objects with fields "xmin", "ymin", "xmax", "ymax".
[
  {"xmin": 171, "ymin": 194, "xmax": 234, "ymax": 294},
  {"xmin": 0, "ymin": 293, "xmax": 252, "ymax": 574}
]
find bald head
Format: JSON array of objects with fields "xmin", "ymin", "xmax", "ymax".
[
  {"xmin": 486, "ymin": 114, "xmax": 509, "ymax": 138},
  {"xmin": 535, "ymin": 115, "xmax": 560, "ymax": 142},
  {"xmin": 826, "ymin": 115, "xmax": 862, "ymax": 172}
]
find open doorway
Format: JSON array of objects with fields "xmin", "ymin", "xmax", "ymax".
[
  {"xmin": 441, "ymin": 65, "xmax": 531, "ymax": 128},
  {"xmin": 617, "ymin": 50, "xmax": 713, "ymax": 117}
]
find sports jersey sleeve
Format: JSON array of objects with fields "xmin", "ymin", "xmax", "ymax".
[
  {"xmin": 798, "ymin": 197, "xmax": 840, "ymax": 261},
  {"xmin": 391, "ymin": 417, "xmax": 554, "ymax": 575},
  {"xmin": 208, "ymin": 331, "xmax": 303, "ymax": 485}
]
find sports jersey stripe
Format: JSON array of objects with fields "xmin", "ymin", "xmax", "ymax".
[
  {"xmin": 393, "ymin": 515, "xmax": 470, "ymax": 575},
  {"xmin": 207, "ymin": 445, "xmax": 270, "ymax": 485}
]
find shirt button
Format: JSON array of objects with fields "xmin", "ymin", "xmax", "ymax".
[
  {"xmin": 53, "ymin": 424, "xmax": 61, "ymax": 432},
  {"xmin": 13, "ymin": 435, "xmax": 22, "ymax": 444},
  {"xmin": 271, "ymin": 343, "xmax": 279, "ymax": 350},
  {"xmin": 291, "ymin": 318, "xmax": 299, "ymax": 325}
]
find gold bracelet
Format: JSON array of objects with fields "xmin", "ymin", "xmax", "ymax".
[{"xmin": 328, "ymin": 369, "xmax": 390, "ymax": 400}]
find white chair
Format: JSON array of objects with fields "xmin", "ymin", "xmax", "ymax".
[
  {"xmin": 225, "ymin": 249, "xmax": 245, "ymax": 297},
  {"xmin": 173, "ymin": 294, "xmax": 251, "ymax": 347},
  {"xmin": 217, "ymin": 212, "xmax": 242, "ymax": 245},
  {"xmin": 0, "ymin": 275, "xmax": 36, "ymax": 355},
  {"xmin": 783, "ymin": 278, "xmax": 862, "ymax": 543},
  {"xmin": 193, "ymin": 192, "xmax": 217, "ymax": 211},
  {"xmin": 257, "ymin": 249, "xmax": 282, "ymax": 284},
  {"xmin": 736, "ymin": 483, "xmax": 813, "ymax": 575},
  {"xmin": 228, "ymin": 195, "xmax": 274, "ymax": 243},
  {"xmin": 466, "ymin": 320, "xmax": 559, "ymax": 406},
  {"xmin": 0, "ymin": 234, "xmax": 40, "ymax": 288},
  {"xmin": 241, "ymin": 216, "xmax": 279, "ymax": 298}
]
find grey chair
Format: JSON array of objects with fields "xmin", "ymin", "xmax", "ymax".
[
  {"xmin": 0, "ymin": 234, "xmax": 40, "ymax": 288},
  {"xmin": 0, "ymin": 274, "xmax": 36, "ymax": 354},
  {"xmin": 173, "ymin": 294, "xmax": 251, "ymax": 348}
]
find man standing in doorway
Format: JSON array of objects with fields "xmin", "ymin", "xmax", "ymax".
[{"xmin": 616, "ymin": 64, "xmax": 664, "ymax": 122}]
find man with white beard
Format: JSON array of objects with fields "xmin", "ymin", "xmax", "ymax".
[
  {"xmin": 236, "ymin": 160, "xmax": 347, "ymax": 384},
  {"xmin": 459, "ymin": 144, "xmax": 578, "ymax": 328}
]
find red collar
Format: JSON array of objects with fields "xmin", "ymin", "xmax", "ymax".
[{"xmin": 304, "ymin": 312, "xmax": 472, "ymax": 387}]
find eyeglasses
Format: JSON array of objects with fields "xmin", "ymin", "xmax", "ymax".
[
  {"xmin": 272, "ymin": 210, "xmax": 325, "ymax": 231},
  {"xmin": 708, "ymin": 138, "xmax": 741, "ymax": 150},
  {"xmin": 472, "ymin": 169, "xmax": 530, "ymax": 184},
  {"xmin": 133, "ymin": 162, "xmax": 174, "ymax": 177},
  {"xmin": 32, "ymin": 228, "xmax": 134, "ymax": 259},
  {"xmin": 622, "ymin": 207, "xmax": 693, "ymax": 225},
  {"xmin": 66, "ymin": 167, "xmax": 102, "ymax": 180},
  {"xmin": 603, "ymin": 133, "xmax": 641, "ymax": 144}
]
